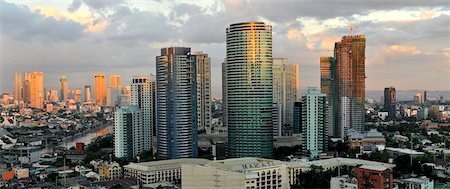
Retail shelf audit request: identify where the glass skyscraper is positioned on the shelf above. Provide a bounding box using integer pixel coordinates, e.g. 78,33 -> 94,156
320,56 -> 337,137
223,22 -> 273,158
156,47 -> 199,159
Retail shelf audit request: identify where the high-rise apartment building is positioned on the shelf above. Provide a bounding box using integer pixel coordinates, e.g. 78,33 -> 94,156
320,56 -> 337,137
29,72 -> 44,109
334,35 -> 366,138
114,105 -> 142,158
272,58 -> 298,136
60,75 -> 68,102
120,85 -> 131,106
14,72 -> 22,101
107,75 -> 122,107
85,85 -> 91,102
301,87 -> 327,158
422,90 -> 427,103
156,47 -> 198,159
94,74 -> 107,106
22,72 -> 31,104
131,75 -> 156,155
191,52 -> 211,133
109,75 -> 121,88
224,22 -> 273,158
384,87 -> 396,119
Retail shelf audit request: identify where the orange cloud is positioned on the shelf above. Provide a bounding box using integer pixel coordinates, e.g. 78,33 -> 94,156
86,21 -> 108,33
386,44 -> 421,55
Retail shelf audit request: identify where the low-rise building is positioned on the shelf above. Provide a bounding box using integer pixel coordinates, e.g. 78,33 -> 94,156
347,129 -> 386,153
330,175 -> 357,189
98,162 -> 121,180
355,165 -> 393,189
385,147 -> 425,159
403,177 -> 434,189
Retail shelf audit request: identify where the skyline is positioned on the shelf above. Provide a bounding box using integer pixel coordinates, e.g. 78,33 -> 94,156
1,0 -> 450,97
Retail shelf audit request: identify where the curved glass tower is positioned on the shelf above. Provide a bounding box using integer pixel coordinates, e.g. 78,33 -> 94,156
224,22 -> 273,158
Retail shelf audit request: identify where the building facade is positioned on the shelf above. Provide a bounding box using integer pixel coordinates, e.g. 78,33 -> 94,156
60,75 -> 68,102
301,87 -> 327,157
355,165 -> 393,189
224,21 -> 273,158
384,87 -> 396,119
84,85 -> 91,102
114,105 -> 142,158
320,56 -> 337,137
156,47 -> 198,159
14,72 -> 22,101
94,74 -> 107,106
293,102 -> 302,134
29,72 -> 44,109
272,58 -> 298,137
334,35 -> 366,138
131,74 -> 156,155
191,52 -> 211,134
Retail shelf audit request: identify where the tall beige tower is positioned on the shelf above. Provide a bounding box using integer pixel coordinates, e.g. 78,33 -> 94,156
107,74 -> 121,106
29,72 -> 44,109
272,58 -> 299,136
14,72 -> 22,101
94,74 -> 107,106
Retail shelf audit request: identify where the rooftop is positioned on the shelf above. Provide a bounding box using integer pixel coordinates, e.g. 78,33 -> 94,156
359,165 -> 388,171
385,147 -> 425,155
123,158 -> 210,172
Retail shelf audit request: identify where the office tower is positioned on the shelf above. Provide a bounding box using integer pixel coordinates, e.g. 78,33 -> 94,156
49,90 -> 59,102
414,93 -> 421,104
156,47 -> 198,159
84,85 -> 91,102
114,105 -> 142,158
131,75 -> 156,155
301,87 -> 327,158
109,75 -> 121,88
107,75 -> 122,106
293,102 -> 302,134
94,74 -> 107,106
272,58 -> 298,136
22,72 -> 31,104
14,72 -> 22,101
29,72 -> 44,109
334,35 -> 366,138
384,87 -> 396,119
60,75 -> 68,101
422,90 -> 427,103
320,56 -> 337,137
120,85 -> 131,106
74,88 -> 82,102
224,22 -> 273,158
191,52 -> 211,133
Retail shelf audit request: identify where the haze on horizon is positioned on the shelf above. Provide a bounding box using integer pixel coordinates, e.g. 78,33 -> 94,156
1,0 -> 449,97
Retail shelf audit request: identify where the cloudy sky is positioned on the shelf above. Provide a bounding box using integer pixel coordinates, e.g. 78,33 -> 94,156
1,0 -> 449,97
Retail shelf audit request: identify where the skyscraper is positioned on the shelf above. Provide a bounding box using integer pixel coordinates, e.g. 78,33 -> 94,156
422,90 -> 427,104
114,105 -> 142,158
29,72 -> 44,109
22,72 -> 31,104
384,87 -> 396,119
14,72 -> 22,101
224,22 -> 273,158
60,75 -> 68,102
191,52 -> 211,133
301,87 -> 327,158
84,85 -> 91,102
49,90 -> 59,102
94,74 -> 107,106
320,56 -> 337,137
74,88 -> 82,102
334,35 -> 366,138
156,47 -> 198,159
293,102 -> 302,134
107,75 -> 121,107
131,74 -> 156,155
272,58 -> 298,136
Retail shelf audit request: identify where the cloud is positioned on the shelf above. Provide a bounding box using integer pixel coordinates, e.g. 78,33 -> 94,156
67,0 -> 82,12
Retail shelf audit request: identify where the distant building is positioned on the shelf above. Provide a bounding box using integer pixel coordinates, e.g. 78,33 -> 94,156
14,72 -> 22,101
98,162 -> 121,180
84,85 -> 91,102
114,106 -> 142,158
191,52 -> 212,134
417,108 -> 429,120
403,177 -> 434,189
385,147 -> 425,159
347,129 -> 386,153
355,165 -> 393,189
29,72 -> 44,109
272,58 -> 298,136
330,175 -> 357,189
293,102 -> 301,134
94,74 -> 107,106
107,74 -> 121,107
60,75 -> 68,102
384,87 -> 396,119
301,87 -> 327,157
73,88 -> 82,102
